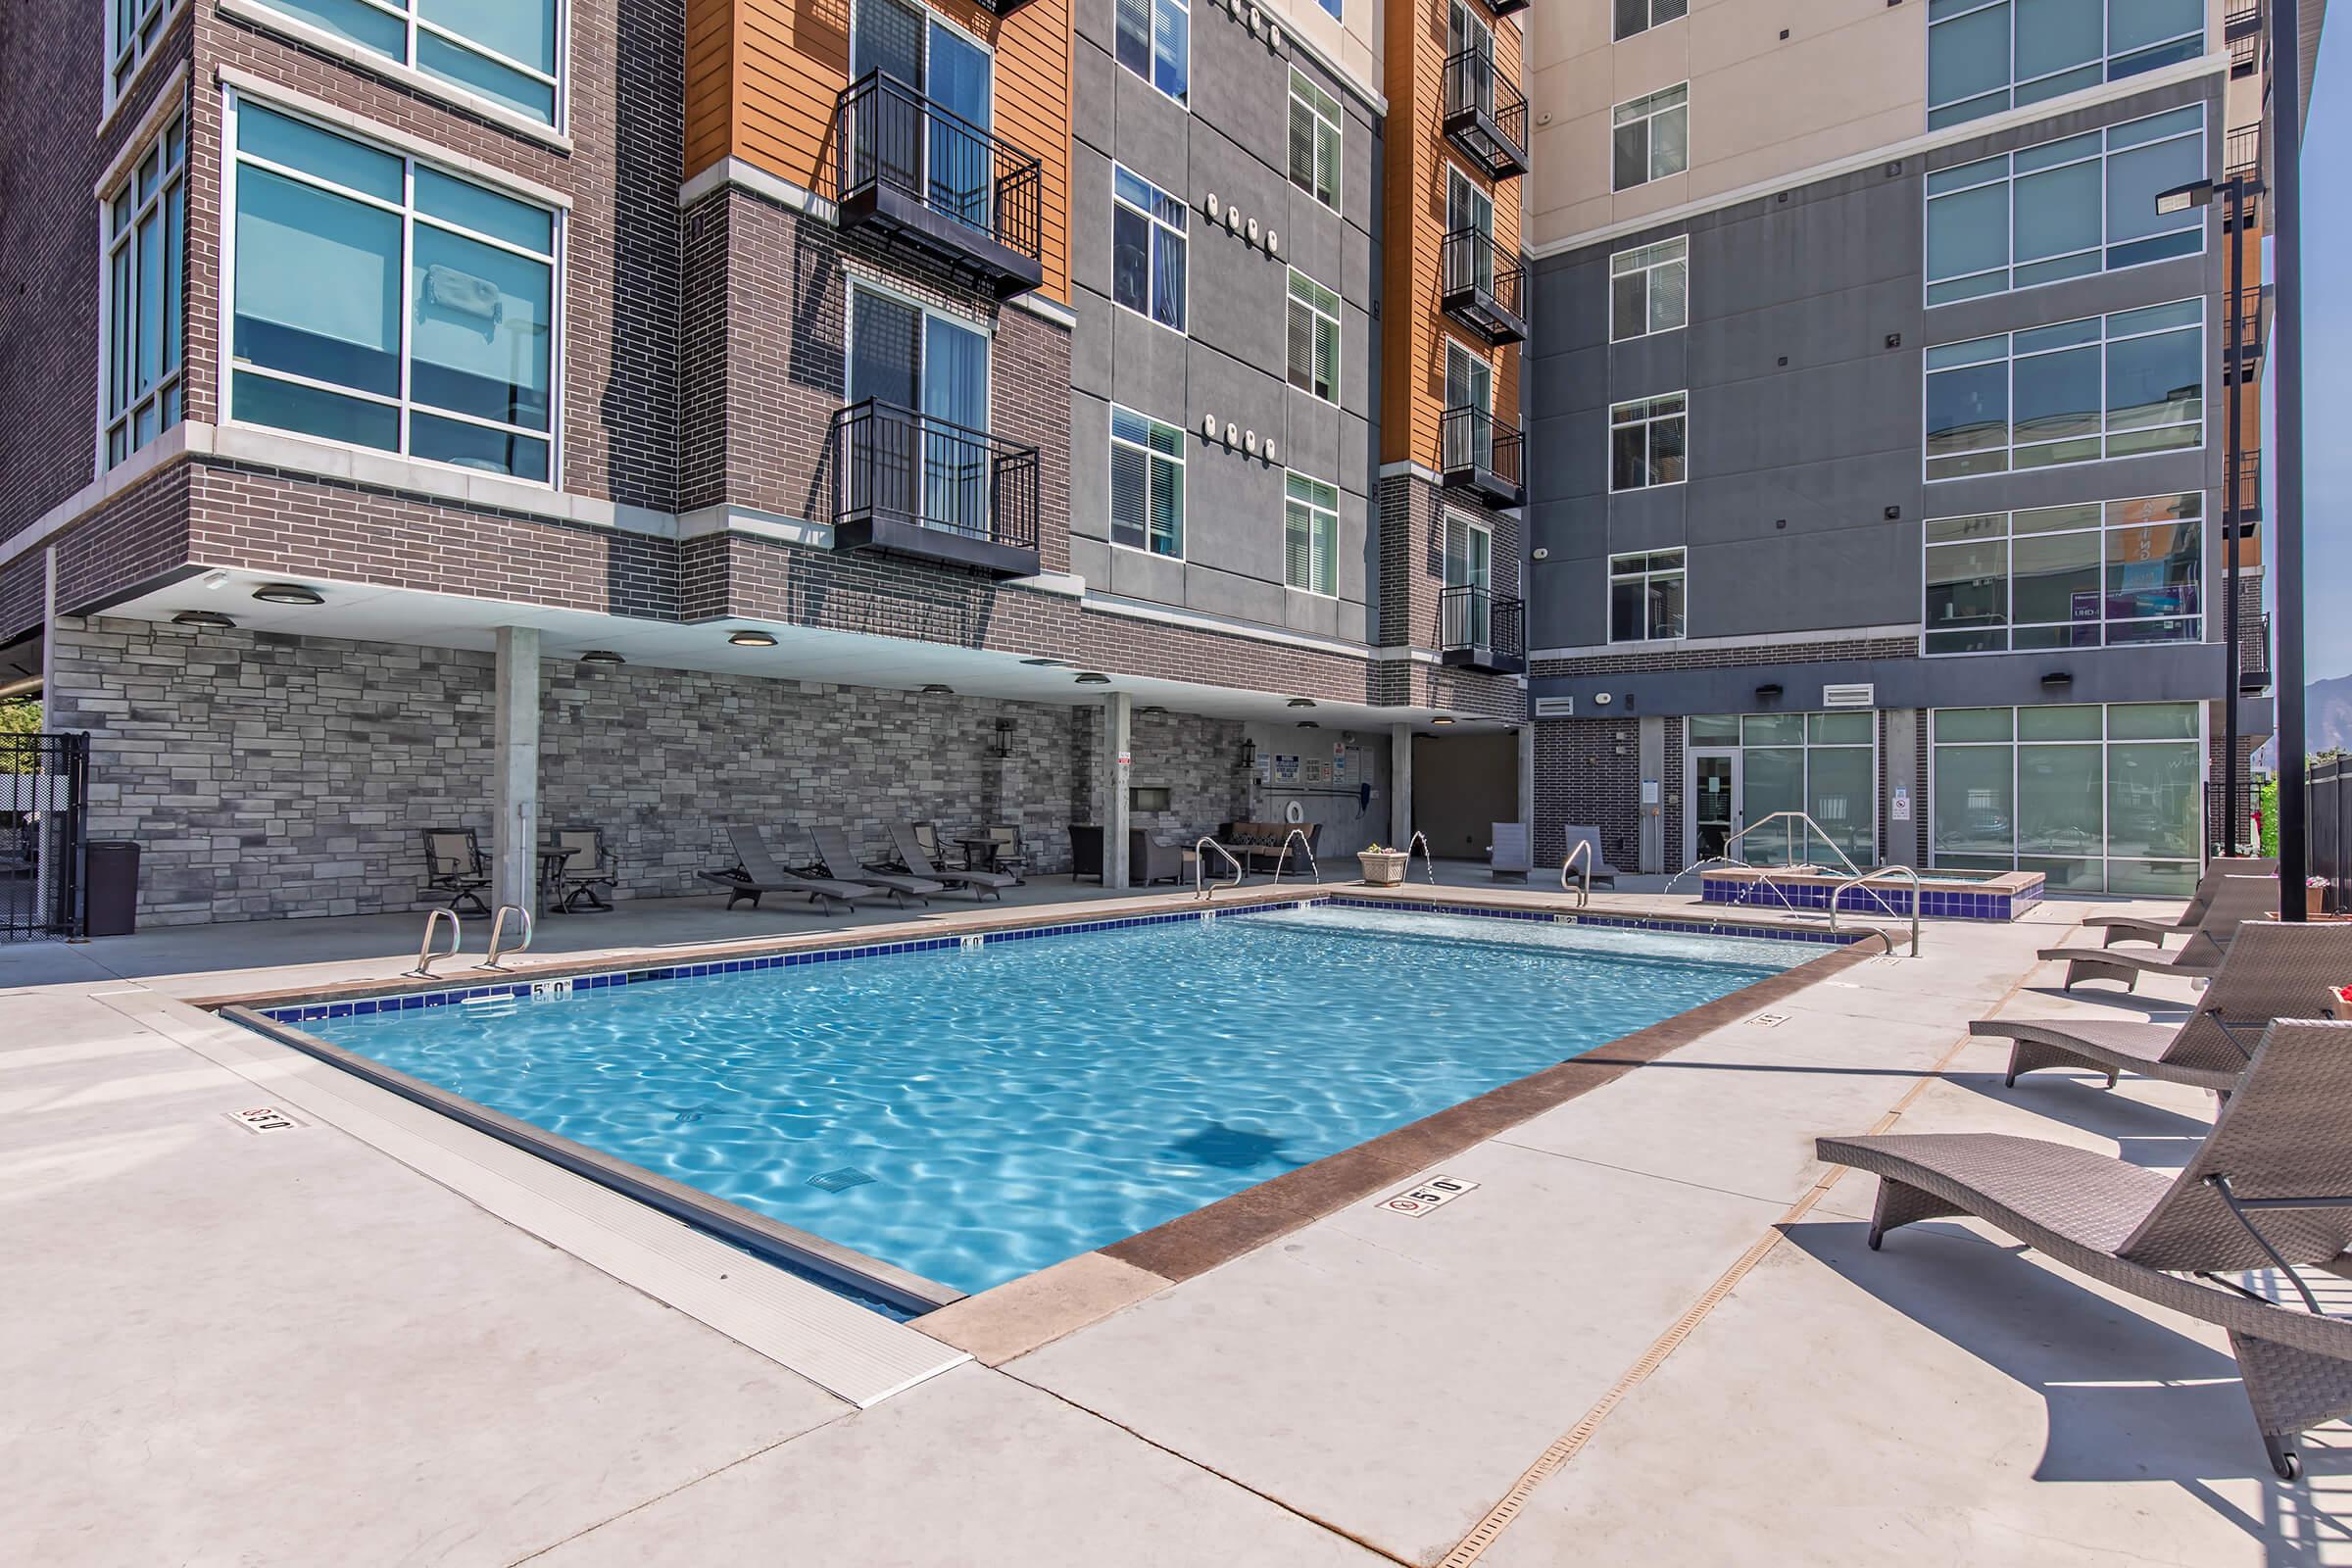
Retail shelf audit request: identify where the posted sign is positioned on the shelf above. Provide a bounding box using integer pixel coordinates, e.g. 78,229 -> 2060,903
1382,1174 -> 1480,1216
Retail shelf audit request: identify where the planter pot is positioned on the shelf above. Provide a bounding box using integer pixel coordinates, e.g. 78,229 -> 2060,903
1358,850 -> 1408,888
2311,886 -> 2329,917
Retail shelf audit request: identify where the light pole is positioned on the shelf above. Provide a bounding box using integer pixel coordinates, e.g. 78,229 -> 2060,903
2272,0 -> 2310,922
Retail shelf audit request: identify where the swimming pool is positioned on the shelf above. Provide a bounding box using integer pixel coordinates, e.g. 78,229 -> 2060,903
270,902 -> 1824,1302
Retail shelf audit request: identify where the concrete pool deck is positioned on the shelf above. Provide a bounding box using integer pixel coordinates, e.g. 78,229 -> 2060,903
3,885 -> 2345,1564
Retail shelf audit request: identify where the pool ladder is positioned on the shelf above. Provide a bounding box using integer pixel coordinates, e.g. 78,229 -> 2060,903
476,904 -> 534,970
1194,838 -> 1244,901
408,908 -> 461,977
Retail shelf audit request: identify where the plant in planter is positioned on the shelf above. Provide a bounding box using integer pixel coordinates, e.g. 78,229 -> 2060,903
2310,876 -> 2330,917
1358,842 -> 1408,887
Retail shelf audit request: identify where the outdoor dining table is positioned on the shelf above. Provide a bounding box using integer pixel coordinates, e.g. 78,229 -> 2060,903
956,835 -> 1003,872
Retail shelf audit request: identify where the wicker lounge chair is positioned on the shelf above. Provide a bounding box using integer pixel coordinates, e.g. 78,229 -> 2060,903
2085,857 -> 2278,948
805,823 -> 943,906
696,825 -> 895,914
1819,1018 -> 2352,1481
1974,922 -> 2352,1094
889,822 -> 1016,901
1563,826 -> 1621,889
421,828 -> 492,916
2037,873 -> 2279,992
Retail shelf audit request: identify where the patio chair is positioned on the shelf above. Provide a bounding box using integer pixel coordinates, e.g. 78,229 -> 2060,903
2037,874 -> 2280,992
1562,826 -> 1621,890
981,823 -> 1030,883
889,822 -> 1015,901
806,823 -> 943,906
696,825 -> 896,914
2084,857 -> 2278,948
421,827 -> 492,916
1974,922 -> 2352,1095
548,826 -> 618,912
1818,1018 -> 2352,1481
1488,822 -> 1530,881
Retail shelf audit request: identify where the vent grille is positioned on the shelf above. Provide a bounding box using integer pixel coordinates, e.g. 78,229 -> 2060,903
1822,683 -> 1875,709
1533,696 -> 1575,718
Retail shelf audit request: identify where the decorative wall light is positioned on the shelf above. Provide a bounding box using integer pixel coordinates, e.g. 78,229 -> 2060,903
728,628 -> 777,648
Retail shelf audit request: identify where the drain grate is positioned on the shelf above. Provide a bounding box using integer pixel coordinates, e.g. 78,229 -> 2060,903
808,1167 -> 876,1194
226,1105 -> 303,1134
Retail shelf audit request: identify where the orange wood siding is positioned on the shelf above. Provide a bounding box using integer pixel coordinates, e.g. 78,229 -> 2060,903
684,0 -> 1073,302
1381,0 -> 1522,466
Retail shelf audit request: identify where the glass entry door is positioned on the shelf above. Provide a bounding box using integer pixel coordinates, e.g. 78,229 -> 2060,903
1690,750 -> 1740,863
1444,516 -> 1492,644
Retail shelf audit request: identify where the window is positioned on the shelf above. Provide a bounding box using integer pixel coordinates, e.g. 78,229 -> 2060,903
109,0 -> 176,100
1609,392 -> 1686,491
1446,164 -> 1495,289
1611,84 -> 1689,191
1926,105 -> 2204,307
1316,0 -> 1342,16
226,97 -> 559,481
851,0 -> 997,230
1287,270 -> 1341,404
1111,166 -> 1187,332
1931,702 -> 2201,893
1928,0 -> 2204,131
1289,70 -> 1342,210
249,0 -> 562,124
103,115 -> 187,467
1924,299 -> 2202,480
846,283 -> 992,532
1614,0 -> 1687,41
1445,515 -> 1494,643
1687,710 -> 1876,866
1609,235 -> 1688,341
1285,472 -> 1338,595
1448,3 -> 1494,74
1923,492 -> 2201,655
1442,340 -> 1495,471
1609,550 -> 1685,642
1114,0 -> 1189,107
1109,406 -> 1184,557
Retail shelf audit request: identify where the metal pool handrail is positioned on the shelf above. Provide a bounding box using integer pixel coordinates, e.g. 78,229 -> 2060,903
477,904 -> 533,970
1195,838 -> 1244,901
1721,810 -> 1866,880
1831,865 -> 1923,956
1405,831 -> 1438,885
1560,839 -> 1592,907
1271,827 -> 1319,888
407,907 -> 461,977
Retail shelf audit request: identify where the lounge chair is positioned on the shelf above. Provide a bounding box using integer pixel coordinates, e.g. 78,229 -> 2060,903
2086,857 -> 2278,948
889,822 -> 1015,901
2037,873 -> 2280,992
1818,1019 -> 2352,1480
421,828 -> 492,915
548,826 -> 618,912
806,823 -> 943,906
1974,922 -> 2352,1094
696,825 -> 896,914
1562,826 -> 1621,890
1489,822 -> 1530,881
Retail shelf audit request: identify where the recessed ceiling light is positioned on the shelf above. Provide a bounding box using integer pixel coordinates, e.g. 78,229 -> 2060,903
921,683 -> 955,696
251,583 -> 323,606
1021,656 -> 1075,667
728,629 -> 777,648
1432,715 -> 1455,726
1298,720 -> 1320,729
1287,697 -> 1316,709
577,650 -> 626,665
1075,671 -> 1111,685
1137,705 -> 1166,716
172,610 -> 237,630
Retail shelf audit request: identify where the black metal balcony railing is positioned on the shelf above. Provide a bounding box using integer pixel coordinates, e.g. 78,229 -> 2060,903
1486,0 -> 1530,14
826,72 -> 1046,300
2228,285 -> 2270,375
1438,585 -> 1526,675
2226,124 -> 2262,180
2240,610 -> 2274,695
1439,405 -> 1525,509
1439,228 -> 1528,347
2230,449 -> 2264,524
2226,0 -> 2264,38
1441,49 -> 1529,180
829,398 -> 1041,576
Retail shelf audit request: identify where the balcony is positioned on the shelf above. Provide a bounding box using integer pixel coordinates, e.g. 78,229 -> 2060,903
1487,0 -> 1530,12
2240,610 -> 2274,696
1439,406 -> 1524,509
2230,450 -> 2263,525
2226,124 -> 2262,181
2228,285 -> 2270,379
829,399 -> 1041,576
1438,585 -> 1526,675
1439,228 -> 1528,347
826,72 -> 1046,301
2226,0 -> 2263,37
1441,50 -> 1529,180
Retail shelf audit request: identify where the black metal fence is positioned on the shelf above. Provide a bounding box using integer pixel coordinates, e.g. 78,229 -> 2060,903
1,732 -> 87,941
830,398 -> 1040,547
2316,757 -> 2349,918
828,71 -> 1044,263
1440,227 -> 1526,326
1439,585 -> 1525,659
1439,405 -> 1524,488
1441,48 -> 1529,173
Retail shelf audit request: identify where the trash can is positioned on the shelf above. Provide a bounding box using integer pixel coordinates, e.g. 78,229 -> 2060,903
84,841 -> 141,938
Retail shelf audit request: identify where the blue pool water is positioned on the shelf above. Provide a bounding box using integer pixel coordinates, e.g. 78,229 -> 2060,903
294,906 -> 1814,1297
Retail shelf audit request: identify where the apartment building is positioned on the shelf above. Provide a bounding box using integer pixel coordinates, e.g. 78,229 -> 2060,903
0,0 -> 1535,927
1520,0 -> 2317,897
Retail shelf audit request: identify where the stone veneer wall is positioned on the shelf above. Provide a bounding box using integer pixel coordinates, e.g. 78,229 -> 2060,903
52,616 -> 1253,924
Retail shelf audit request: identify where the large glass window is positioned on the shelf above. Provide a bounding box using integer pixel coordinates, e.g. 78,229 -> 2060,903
1927,106 -> 2204,306
1109,406 -> 1184,557
1687,710 -> 1878,866
1289,70 -> 1342,210
1612,84 -> 1689,192
1610,236 -> 1688,341
1609,549 -> 1685,642
1285,472 -> 1338,595
1114,0 -> 1189,107
1932,703 -> 2201,892
227,98 -> 559,480
1609,392 -> 1687,491
250,0 -> 561,123
1928,0 -> 2203,131
846,284 -> 993,534
1924,300 -> 2201,480
1615,0 -> 1688,42
1923,492 -> 2201,655
109,0 -> 175,100
104,115 -> 187,467
1111,166 -> 1186,333
1287,270 -> 1341,404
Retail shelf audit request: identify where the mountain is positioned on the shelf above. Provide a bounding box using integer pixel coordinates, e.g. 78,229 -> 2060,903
2309,673 -> 2352,757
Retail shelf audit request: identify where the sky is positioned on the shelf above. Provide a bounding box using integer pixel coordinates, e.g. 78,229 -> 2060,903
2291,17 -> 2350,685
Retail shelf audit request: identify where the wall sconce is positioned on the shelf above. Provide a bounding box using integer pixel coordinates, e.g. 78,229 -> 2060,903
993,716 -> 1016,758
1241,737 -> 1258,769
2040,670 -> 2074,691
1754,683 -> 1784,703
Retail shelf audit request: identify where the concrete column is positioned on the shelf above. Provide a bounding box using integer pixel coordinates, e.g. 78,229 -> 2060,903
1886,709 -> 1920,866
1102,693 -> 1132,889
1517,721 -> 1537,858
1389,722 -> 1413,848
492,625 -> 541,913
1638,715 -> 1666,873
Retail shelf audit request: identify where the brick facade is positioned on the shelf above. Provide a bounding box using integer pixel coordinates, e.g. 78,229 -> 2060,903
1532,716 -> 1641,871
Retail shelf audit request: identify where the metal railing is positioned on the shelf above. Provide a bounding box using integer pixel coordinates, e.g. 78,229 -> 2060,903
2317,757 -> 2349,919
1719,811 -> 1867,879
2240,610 -> 2274,693
826,71 -> 1044,264
830,398 -> 1041,549
1440,227 -> 1527,335
1439,406 -> 1523,492
2230,286 -> 2269,362
477,904 -> 533,970
1271,828 -> 1319,888
1560,839 -> 1592,907
1195,837 -> 1244,901
2226,0 -> 2264,38
1829,867 -> 1921,957
2232,449 -> 2264,522
0,731 -> 87,942
408,908 -> 462,977
2226,124 -> 2262,180
1439,585 -> 1524,661
1441,48 -> 1529,174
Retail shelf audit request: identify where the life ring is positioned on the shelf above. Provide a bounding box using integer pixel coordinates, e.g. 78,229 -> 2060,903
1285,799 -> 1305,824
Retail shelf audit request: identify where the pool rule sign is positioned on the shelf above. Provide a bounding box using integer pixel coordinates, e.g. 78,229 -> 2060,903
1382,1175 -> 1479,1216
